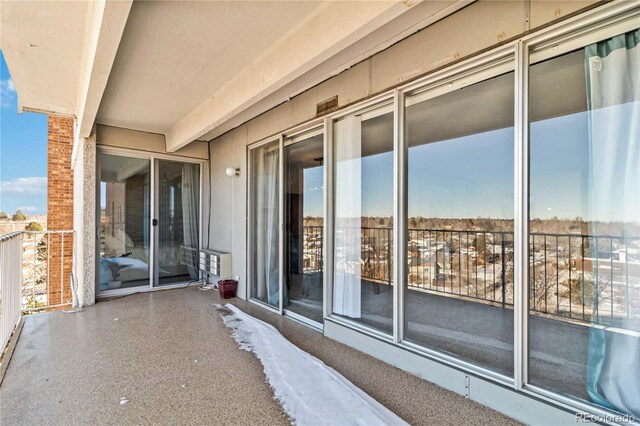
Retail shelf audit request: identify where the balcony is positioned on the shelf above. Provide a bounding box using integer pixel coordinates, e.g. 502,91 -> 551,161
2,222 -> 638,423
0,285 -> 518,425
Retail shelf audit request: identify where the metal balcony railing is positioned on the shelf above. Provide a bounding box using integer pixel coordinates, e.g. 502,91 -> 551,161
303,226 -> 640,327
1,229 -> 76,353
1,229 -> 75,306
1,232 -> 23,351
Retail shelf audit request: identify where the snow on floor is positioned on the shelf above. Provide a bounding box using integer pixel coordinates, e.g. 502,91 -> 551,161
215,304 -> 407,426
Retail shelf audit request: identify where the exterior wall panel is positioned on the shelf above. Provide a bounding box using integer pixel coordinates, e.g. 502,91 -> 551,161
529,1 -> 599,29
96,124 -> 209,159
291,86 -> 319,127
316,59 -> 371,109
371,0 -> 526,93
208,132 -> 234,253
246,102 -> 293,145
231,125 -> 249,298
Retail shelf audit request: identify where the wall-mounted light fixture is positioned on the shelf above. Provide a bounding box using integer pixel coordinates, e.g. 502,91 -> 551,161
225,167 -> 240,177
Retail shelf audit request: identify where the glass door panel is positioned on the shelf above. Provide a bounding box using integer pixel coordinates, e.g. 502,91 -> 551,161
332,104 -> 395,334
155,160 -> 201,286
404,71 -> 515,376
249,141 -> 280,307
528,31 -> 640,417
283,132 -> 324,324
98,153 -> 151,292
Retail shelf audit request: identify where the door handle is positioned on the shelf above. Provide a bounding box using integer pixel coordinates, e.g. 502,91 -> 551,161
152,219 -> 158,226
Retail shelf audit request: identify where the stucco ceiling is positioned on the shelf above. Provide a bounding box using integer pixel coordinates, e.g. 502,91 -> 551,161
2,0 -> 470,151
96,1 -> 327,133
0,1 -> 91,115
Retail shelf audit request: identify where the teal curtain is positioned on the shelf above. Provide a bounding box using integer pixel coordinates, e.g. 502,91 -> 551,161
585,28 -> 640,417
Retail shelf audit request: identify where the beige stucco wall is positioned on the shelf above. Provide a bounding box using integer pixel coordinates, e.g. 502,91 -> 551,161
73,133 -> 97,306
96,124 -> 209,159
206,0 -> 600,296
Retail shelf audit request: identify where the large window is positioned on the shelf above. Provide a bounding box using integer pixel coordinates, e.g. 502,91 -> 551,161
404,70 -> 515,375
332,103 -> 394,334
528,29 -> 639,417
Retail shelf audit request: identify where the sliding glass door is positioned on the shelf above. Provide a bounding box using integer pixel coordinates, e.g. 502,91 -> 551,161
97,151 -> 202,294
155,160 -> 201,286
332,104 -> 394,335
283,130 -> 324,325
248,130 -> 325,326
98,153 -> 152,291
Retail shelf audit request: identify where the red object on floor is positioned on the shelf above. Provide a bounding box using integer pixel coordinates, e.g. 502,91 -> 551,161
218,279 -> 238,299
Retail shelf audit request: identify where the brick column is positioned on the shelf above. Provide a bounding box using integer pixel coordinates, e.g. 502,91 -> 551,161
47,116 -> 74,307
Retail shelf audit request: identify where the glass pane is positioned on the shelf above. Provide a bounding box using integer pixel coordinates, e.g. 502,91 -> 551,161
249,141 -> 280,307
284,133 -> 324,323
528,30 -> 640,418
156,160 -> 200,285
405,71 -> 515,376
98,154 -> 151,291
332,105 -> 394,334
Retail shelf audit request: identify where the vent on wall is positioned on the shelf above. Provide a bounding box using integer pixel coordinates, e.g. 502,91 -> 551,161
316,96 -> 338,116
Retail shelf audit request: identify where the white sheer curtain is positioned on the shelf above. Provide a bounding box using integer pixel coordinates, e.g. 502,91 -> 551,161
585,29 -> 640,417
255,147 -> 280,306
333,115 -> 362,318
181,163 -> 200,279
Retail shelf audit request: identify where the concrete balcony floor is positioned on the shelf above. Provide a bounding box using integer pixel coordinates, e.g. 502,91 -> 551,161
1,287 -> 518,425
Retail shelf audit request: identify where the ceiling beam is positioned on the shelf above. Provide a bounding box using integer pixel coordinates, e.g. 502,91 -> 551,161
165,0 -> 430,152
74,0 -> 132,148
196,0 -> 472,143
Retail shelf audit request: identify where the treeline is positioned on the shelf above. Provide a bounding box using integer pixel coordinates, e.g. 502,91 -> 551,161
303,215 -> 638,236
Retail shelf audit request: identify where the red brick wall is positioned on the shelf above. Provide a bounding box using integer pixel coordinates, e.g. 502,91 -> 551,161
47,116 -> 74,306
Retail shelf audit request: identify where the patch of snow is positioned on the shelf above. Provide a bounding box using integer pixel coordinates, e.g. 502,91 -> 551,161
215,304 -> 407,426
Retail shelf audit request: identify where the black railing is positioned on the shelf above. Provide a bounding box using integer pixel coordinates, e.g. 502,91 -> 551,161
303,225 -> 323,273
303,225 -> 640,327
407,229 -> 513,307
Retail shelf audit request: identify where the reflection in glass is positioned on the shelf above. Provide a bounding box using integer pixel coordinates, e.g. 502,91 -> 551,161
283,133 -> 324,324
405,72 -> 515,376
249,141 -> 280,307
156,160 -> 200,285
99,154 -> 151,291
333,105 -> 394,334
528,31 -> 639,417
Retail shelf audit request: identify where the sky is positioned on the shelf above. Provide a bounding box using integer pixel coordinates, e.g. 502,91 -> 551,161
304,107 -> 638,223
0,50 -> 48,216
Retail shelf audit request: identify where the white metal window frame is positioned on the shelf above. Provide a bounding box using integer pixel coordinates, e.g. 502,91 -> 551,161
95,145 -> 208,298
246,136 -> 281,315
324,44 -> 517,385
243,1 -> 640,419
246,119 -> 326,327
516,1 -> 640,420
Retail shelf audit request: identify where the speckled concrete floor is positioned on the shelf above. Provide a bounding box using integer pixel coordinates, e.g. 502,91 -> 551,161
1,287 -> 519,425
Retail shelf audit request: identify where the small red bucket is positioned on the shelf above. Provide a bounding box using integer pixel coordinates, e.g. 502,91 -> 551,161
218,279 -> 238,299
